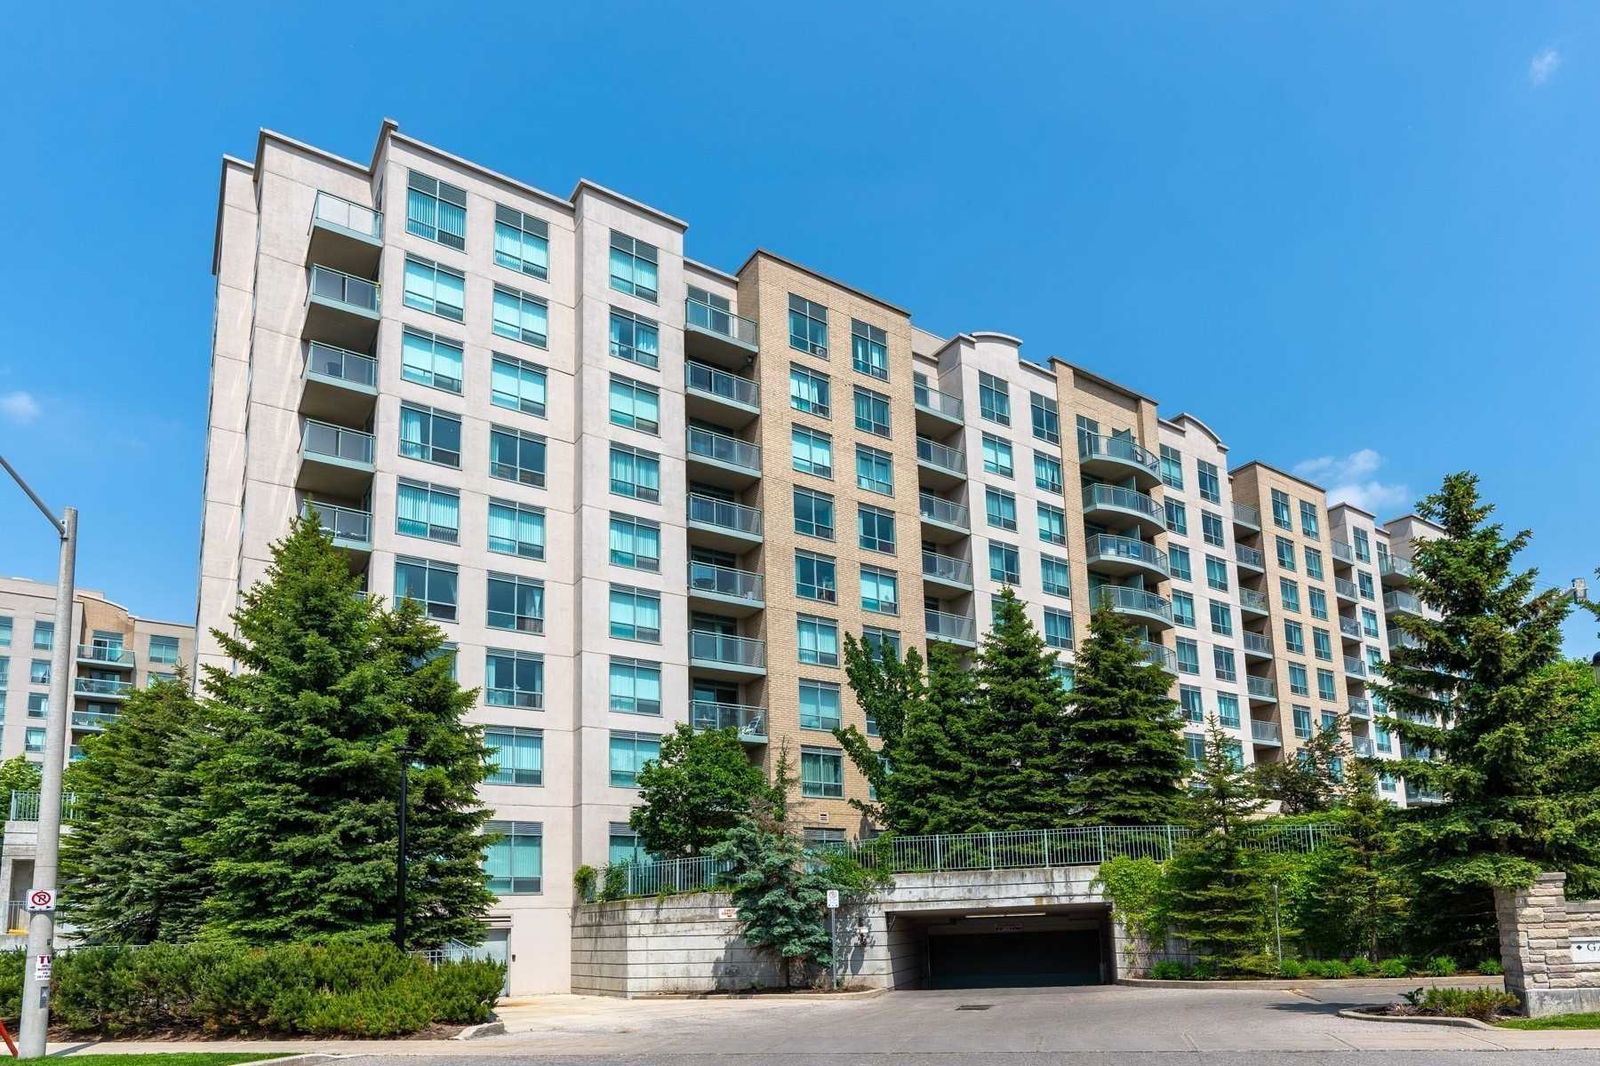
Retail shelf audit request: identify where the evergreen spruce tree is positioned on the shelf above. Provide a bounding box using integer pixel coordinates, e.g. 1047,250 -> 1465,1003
891,642 -> 988,834
1378,473 -> 1600,894
200,515 -> 493,945
1250,717 -> 1352,815
60,674 -> 215,943
630,722 -> 773,857
973,588 -> 1074,829
1163,720 -> 1272,974
1296,763 -> 1408,960
1060,601 -> 1188,824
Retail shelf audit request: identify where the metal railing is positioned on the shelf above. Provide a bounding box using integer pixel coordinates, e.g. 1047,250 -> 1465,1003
1339,616 -> 1362,638
1239,588 -> 1269,613
1344,656 -> 1368,677
925,609 -> 977,644
305,340 -> 377,388
1085,534 -> 1169,574
687,426 -> 761,472
311,190 -> 383,240
74,677 -> 132,697
918,492 -> 970,530
1242,632 -> 1273,656
1352,736 -> 1375,757
685,361 -> 760,407
1233,502 -> 1262,528
686,296 -> 758,347
9,791 -> 79,822
1384,589 -> 1422,615
308,264 -> 379,312
1380,554 -> 1415,579
689,631 -> 766,669
302,419 -> 375,465
913,381 -> 964,420
1388,627 -> 1421,650
1141,640 -> 1176,672
1234,544 -> 1265,569
304,500 -> 372,544
921,550 -> 973,586
1330,540 -> 1354,564
1099,585 -> 1173,622
687,493 -> 763,537
1082,483 -> 1162,521
71,710 -> 119,731
1335,577 -> 1360,601
76,644 -> 133,667
1348,696 -> 1372,720
690,700 -> 768,739
1251,719 -> 1282,744
688,561 -> 764,603
915,436 -> 967,475
1078,433 -> 1160,477
1246,675 -> 1277,700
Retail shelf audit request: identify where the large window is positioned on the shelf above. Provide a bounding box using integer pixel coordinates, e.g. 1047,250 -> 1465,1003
608,375 -> 660,434
609,309 -> 659,368
488,499 -> 545,559
609,658 -> 662,715
989,543 -> 1020,584
1317,668 -> 1337,701
487,573 -> 544,633
793,487 -> 835,539
1197,460 -> 1221,504
485,727 -> 543,786
860,566 -> 899,614
1037,502 -> 1067,545
1289,663 -> 1310,696
1299,500 -> 1320,539
493,204 -> 549,279
1041,555 -> 1073,597
1034,452 -> 1063,492
855,446 -> 893,496
799,680 -> 842,731
491,354 -> 547,416
32,621 -> 52,651
1205,555 -> 1229,591
790,365 -> 831,416
1284,620 -> 1306,654
609,445 -> 660,501
403,255 -> 465,321
1276,536 -> 1297,571
985,488 -> 1017,531
147,634 -> 180,665
1209,599 -> 1233,636
1159,445 -> 1184,489
1179,685 -> 1203,723
609,514 -> 661,571
789,293 -> 828,355
1168,545 -> 1192,581
1309,588 -> 1329,620
492,285 -> 549,348
1044,608 -> 1073,649
1202,511 -> 1225,547
1217,693 -> 1241,728
791,427 -> 833,477
397,479 -> 460,543
800,747 -> 844,798
405,171 -> 466,249
401,328 -> 463,393
0,617 -> 10,647
1172,591 -> 1195,627
1176,638 -> 1200,675
608,231 -> 659,301
1305,548 -> 1325,580
858,505 -> 896,554
489,426 -> 547,486
609,731 -> 661,787
1271,489 -> 1293,529
1030,392 -> 1060,444
1280,578 -> 1301,613
853,386 -> 891,436
395,557 -> 457,621
1214,647 -> 1237,683
797,615 -> 839,666
1293,706 -> 1314,739
399,404 -> 462,467
608,586 -> 661,642
982,433 -> 1013,477
978,371 -> 1010,425
1312,628 -> 1333,661
796,551 -> 838,603
1165,499 -> 1188,536
483,821 -> 541,895
850,319 -> 888,379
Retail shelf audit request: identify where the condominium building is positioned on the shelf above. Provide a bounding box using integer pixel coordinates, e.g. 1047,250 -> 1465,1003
198,120 -> 1437,992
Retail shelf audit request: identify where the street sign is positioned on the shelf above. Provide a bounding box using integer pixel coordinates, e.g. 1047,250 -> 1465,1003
31,956 -> 49,982
24,890 -> 53,913
826,889 -> 840,910
1573,938 -> 1600,964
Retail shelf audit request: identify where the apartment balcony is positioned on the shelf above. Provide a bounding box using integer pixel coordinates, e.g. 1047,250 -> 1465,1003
1242,631 -> 1273,660
1384,589 -> 1423,617
1234,543 -> 1265,574
921,550 -> 974,594
1331,539 -> 1355,566
303,264 -> 380,351
1233,502 -> 1262,532
688,631 -> 766,679
1335,577 -> 1360,604
306,190 -> 383,275
76,645 -> 134,670
686,493 -> 763,551
1344,655 -> 1369,680
913,381 -> 964,434
1081,483 -> 1164,537
1085,533 -> 1169,581
925,608 -> 977,648
685,426 -> 762,489
303,500 -> 373,554
918,492 -> 971,543
1141,640 -> 1177,674
71,710 -> 119,732
1405,783 -> 1444,807
1077,433 -> 1161,489
298,419 -> 375,497
1339,615 -> 1362,641
1097,585 -> 1174,629
1246,675 -> 1277,704
1250,719 -> 1283,747
74,678 -> 133,701
690,700 -> 768,745
684,295 -> 758,369
684,361 -> 760,428
687,561 -> 765,617
1380,554 -> 1416,586
1238,587 -> 1270,617
301,340 -> 378,422
915,436 -> 967,489
1348,696 -> 1372,721
1388,627 -> 1421,651
1352,735 -> 1375,757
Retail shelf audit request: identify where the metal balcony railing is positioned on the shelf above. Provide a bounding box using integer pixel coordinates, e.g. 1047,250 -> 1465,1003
1086,534 -> 1169,574
921,550 -> 973,586
689,631 -> 766,668
1340,616 -> 1362,638
1348,697 -> 1372,720
1242,632 -> 1273,656
1388,627 -> 1421,650
1141,641 -> 1177,672
1099,585 -> 1173,622
685,296 -> 758,347
925,609 -> 977,644
1384,589 -> 1422,615
311,190 -> 383,240
685,361 -> 760,407
1078,433 -> 1160,477
1251,719 -> 1282,744
1239,588 -> 1270,613
76,644 -> 134,667
686,427 -> 761,472
72,710 -> 119,731
1082,483 -> 1162,521
918,493 -> 971,530
915,436 -> 967,475
302,420 -> 375,465
1235,544 -> 1265,569
74,678 -> 132,697
1246,676 -> 1277,700
305,340 -> 377,388
686,493 -> 763,537
308,264 -> 379,312
8,791 -> 80,823
1380,554 -> 1416,579
304,500 -> 372,545
690,701 -> 768,739
687,561 -> 764,603
1331,540 -> 1355,564
1345,656 -> 1368,677
913,381 -> 964,421
1233,502 -> 1262,528
1335,577 -> 1360,601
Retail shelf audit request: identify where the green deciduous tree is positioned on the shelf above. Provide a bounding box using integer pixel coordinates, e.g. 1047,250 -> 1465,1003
0,755 -> 40,800
1061,601 -> 1188,824
1251,717 -> 1352,815
630,722 -> 773,857
833,634 -> 925,828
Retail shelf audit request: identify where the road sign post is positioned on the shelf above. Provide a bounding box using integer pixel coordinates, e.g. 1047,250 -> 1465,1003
826,889 -> 840,989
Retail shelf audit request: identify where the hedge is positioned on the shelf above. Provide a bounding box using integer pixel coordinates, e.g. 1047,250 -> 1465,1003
0,943 -> 502,1037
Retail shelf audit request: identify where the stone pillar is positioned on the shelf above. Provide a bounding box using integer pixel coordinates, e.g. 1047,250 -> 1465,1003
1494,872 -> 1595,1017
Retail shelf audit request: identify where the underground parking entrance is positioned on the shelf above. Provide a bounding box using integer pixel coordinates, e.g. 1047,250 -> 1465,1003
891,903 -> 1114,989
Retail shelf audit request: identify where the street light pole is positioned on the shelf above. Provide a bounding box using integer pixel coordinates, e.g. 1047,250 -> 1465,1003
394,744 -> 410,951
1,455 -> 76,1059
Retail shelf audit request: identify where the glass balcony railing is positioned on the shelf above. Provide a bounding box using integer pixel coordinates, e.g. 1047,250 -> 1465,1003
925,609 -> 977,644
1251,719 -> 1282,744
305,341 -> 377,389
1388,627 -> 1421,650
1141,641 -> 1177,672
1247,675 -> 1278,700
1339,616 -> 1362,638
1234,544 -> 1265,569
311,191 -> 383,240
689,631 -> 766,669
1384,589 -> 1422,615
1082,483 -> 1162,521
308,265 -> 379,313
685,361 -> 759,407
690,700 -> 767,740
687,427 -> 761,472
686,494 -> 763,537
72,710 -> 119,731
1099,585 -> 1173,622
1335,577 -> 1360,601
1331,540 -> 1355,564
919,493 -> 971,530
1380,554 -> 1416,579
1078,433 -> 1160,477
1085,534 -> 1169,574
921,550 -> 973,587
302,420 -> 375,465
913,381 -> 964,421
685,296 -> 757,348
74,678 -> 133,697
1344,656 -> 1368,678
1348,697 -> 1372,720
1233,502 -> 1262,528
1239,588 -> 1270,613
303,500 -> 372,545
1242,632 -> 1273,656
1352,735 -> 1375,757
688,561 -> 764,603
76,644 -> 134,667
915,436 -> 967,475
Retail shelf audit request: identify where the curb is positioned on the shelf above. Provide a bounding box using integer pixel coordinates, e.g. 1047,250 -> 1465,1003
250,1057 -> 345,1066
1337,1008 -> 1498,1030
453,1020 -> 507,1040
1117,974 -> 1504,992
636,987 -> 886,1001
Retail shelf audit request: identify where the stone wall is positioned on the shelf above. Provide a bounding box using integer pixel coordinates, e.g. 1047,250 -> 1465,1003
1494,872 -> 1600,1017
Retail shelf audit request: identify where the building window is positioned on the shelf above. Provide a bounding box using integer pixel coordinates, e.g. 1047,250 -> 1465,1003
1288,662 -> 1310,696
1354,528 -> 1371,563
1172,590 -> 1196,628
1168,546 -> 1192,582
981,434 -> 1013,478
800,747 -> 844,798
1362,607 -> 1380,638
484,821 -> 542,895
147,635 -> 180,665
1313,628 -> 1333,661
1159,445 -> 1184,489
1280,578 -> 1300,613
608,515 -> 661,571
797,615 -> 840,666
1306,548 -> 1325,580
853,386 -> 891,436
30,661 -> 50,686
1358,571 -> 1375,599
799,680 -> 842,731
1217,693 -> 1241,728
399,404 -> 462,468
405,171 -> 466,248
1041,555 -> 1072,597
1309,588 -> 1329,620
789,294 -> 828,356
397,479 -> 460,543
1205,555 -> 1229,592
1034,452 -> 1063,493
25,728 -> 44,754
609,823 -> 651,866
855,446 -> 893,496
0,617 -> 10,647
1214,647 -> 1237,683
1197,460 -> 1221,504
27,693 -> 47,717
609,445 -> 660,502
862,627 -> 900,657
1271,489 -> 1293,530
858,505 -> 896,554
1276,536 -> 1297,571
793,487 -> 835,540
790,365 -> 831,416
609,586 -> 662,643
488,499 -> 546,559
485,727 -> 544,786
1317,668 -> 1337,701
1176,637 -> 1200,675
791,427 -> 833,478
1038,502 -> 1067,545
796,551 -> 838,603
401,327 -> 463,394
1179,685 -> 1203,723
860,566 -> 899,615
489,426 -> 547,487
32,621 -> 53,651
1165,499 -> 1188,536
608,375 -> 660,434
1300,500 -> 1320,539
395,557 -> 458,621
977,371 -> 1010,425
1184,732 -> 1205,768
492,285 -> 549,348
609,658 -> 662,715
989,543 -> 1021,584
986,488 -> 1018,531
1292,706 -> 1313,739
490,353 -> 548,416
608,231 -> 659,302
1043,608 -> 1073,649
487,573 -> 544,633
1284,620 -> 1306,655
609,309 -> 660,368
1030,392 -> 1060,444
1201,511 -> 1225,547
493,204 -> 548,279
1209,600 -> 1232,636
403,255 -> 465,321
850,319 -> 888,379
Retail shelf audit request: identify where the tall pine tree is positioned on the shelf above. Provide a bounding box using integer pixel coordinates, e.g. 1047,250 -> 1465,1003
892,642 -> 987,834
1250,716 -> 1352,815
1296,762 -> 1408,960
1060,601 -> 1187,824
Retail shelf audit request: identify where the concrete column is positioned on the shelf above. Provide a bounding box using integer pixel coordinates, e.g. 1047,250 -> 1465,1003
1494,871 -> 1600,1017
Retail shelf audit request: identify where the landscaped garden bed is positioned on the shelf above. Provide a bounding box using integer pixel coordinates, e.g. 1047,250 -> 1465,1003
1145,954 -> 1501,981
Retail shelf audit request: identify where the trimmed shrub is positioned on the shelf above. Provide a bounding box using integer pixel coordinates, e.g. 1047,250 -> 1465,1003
1407,985 -> 1519,1022
1149,960 -> 1189,980
1348,957 -> 1374,977
1302,960 -> 1328,979
1189,957 -> 1219,980
1377,958 -> 1408,978
1321,960 -> 1352,979
1426,955 -> 1458,978
1477,958 -> 1504,976
1278,959 -> 1306,979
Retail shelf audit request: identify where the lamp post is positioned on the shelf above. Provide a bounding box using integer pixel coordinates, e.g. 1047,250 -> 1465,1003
0,455 -> 76,1059
394,743 -> 410,951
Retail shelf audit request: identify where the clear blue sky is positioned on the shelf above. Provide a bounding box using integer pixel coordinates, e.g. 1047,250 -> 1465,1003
2,2 -> 1596,654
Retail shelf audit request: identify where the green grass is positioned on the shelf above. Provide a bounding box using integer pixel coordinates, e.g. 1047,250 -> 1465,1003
20,1055 -> 292,1066
1497,1012 -> 1600,1030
